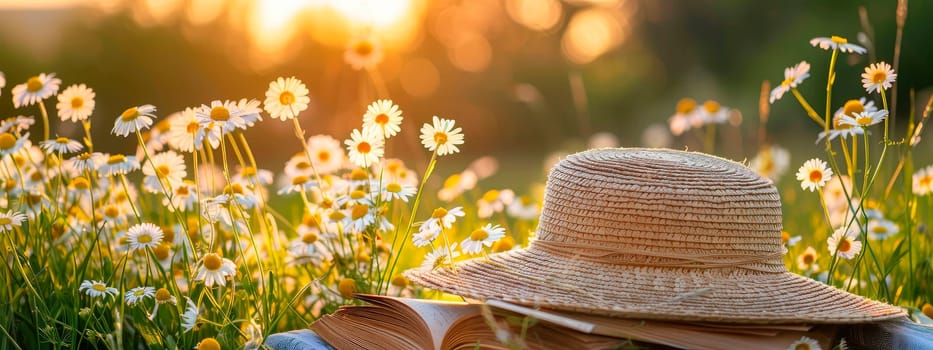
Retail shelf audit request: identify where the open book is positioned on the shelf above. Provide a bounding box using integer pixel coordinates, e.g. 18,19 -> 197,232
311,294 -> 836,350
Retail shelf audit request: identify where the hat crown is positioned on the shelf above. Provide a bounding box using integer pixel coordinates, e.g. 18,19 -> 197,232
536,148 -> 785,273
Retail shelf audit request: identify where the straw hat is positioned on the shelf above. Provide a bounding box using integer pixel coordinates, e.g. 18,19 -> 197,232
405,148 -> 905,324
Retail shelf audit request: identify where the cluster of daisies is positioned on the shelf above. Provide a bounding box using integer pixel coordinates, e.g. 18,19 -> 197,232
667,98 -> 733,136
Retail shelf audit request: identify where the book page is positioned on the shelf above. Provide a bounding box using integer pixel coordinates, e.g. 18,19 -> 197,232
356,294 -> 481,350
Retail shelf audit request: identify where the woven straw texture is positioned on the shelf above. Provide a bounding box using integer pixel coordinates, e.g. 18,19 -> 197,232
406,148 -> 905,324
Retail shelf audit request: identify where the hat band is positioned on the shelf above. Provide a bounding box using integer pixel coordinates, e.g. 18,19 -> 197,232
531,240 -> 785,273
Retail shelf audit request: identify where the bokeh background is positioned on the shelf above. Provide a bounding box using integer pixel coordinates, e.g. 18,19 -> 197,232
1,0 -> 932,185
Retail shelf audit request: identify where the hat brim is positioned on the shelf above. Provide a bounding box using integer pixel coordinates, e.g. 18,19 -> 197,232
405,247 -> 905,324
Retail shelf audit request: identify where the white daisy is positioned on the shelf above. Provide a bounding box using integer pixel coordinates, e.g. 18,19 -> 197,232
345,126 -> 385,168
809,36 -> 866,54
344,36 -> 383,71
127,222 -> 164,252
786,336 -> 822,350
125,286 -> 156,306
838,110 -> 888,128
67,152 -> 105,174
867,218 -> 900,240
0,116 -> 35,134
0,210 -> 27,232
477,189 -> 514,219
344,204 -> 375,233
167,107 -> 220,152
769,61 -> 810,103
236,98 -> 263,127
232,166 -> 274,186
817,116 -> 865,142
913,165 -> 933,196
277,174 -> 317,195
79,280 -> 118,299
196,100 -> 246,134
362,99 -> 403,138
98,154 -> 140,176
796,158 -> 833,192
39,137 -> 83,154
0,132 -> 28,157
381,182 -> 416,202
264,76 -> 310,121
421,206 -> 465,232
861,62 -> 896,93
195,253 -> 237,287
306,134 -> 346,175
56,84 -> 96,122
420,116 -> 464,156
181,297 -> 199,332
438,171 -> 478,202
668,98 -> 697,136
288,230 -> 332,264
507,196 -> 540,220
141,150 -> 186,192
796,246 -> 819,272
420,243 -> 461,271
12,73 -> 62,108
698,100 -> 728,124
221,181 -> 260,209
833,98 -> 877,120
112,104 -> 157,137
461,224 -> 506,255
827,227 -> 862,260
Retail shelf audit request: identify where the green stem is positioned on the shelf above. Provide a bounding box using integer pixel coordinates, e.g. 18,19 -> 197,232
791,88 -> 826,128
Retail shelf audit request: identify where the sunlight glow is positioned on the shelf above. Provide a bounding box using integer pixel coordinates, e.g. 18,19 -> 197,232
330,0 -> 411,27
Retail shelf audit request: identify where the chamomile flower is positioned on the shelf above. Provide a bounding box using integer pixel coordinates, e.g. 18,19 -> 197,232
181,297 -> 199,332
507,196 -> 540,220
196,100 -> 246,134
781,231 -> 802,250
796,158 -> 833,192
264,76 -> 310,121
149,287 -> 177,319
769,61 -> 810,103
278,174 -> 316,195
413,223 -> 441,247
833,98 -> 877,120
0,132 -> 28,157
344,36 -> 383,70
362,99 -> 403,138
796,246 -> 820,272
236,98 -> 263,127
668,97 -> 698,136
477,189 -> 514,218
167,107 -> 220,152
461,224 -> 506,255
827,227 -> 862,260
141,150 -> 186,192
381,182 -> 416,202
861,62 -> 896,93
126,223 -> 164,252
98,154 -> 140,176
125,286 -> 155,306
112,105 -> 157,137
344,204 -> 375,233
867,218 -> 900,240
0,116 -> 34,133
39,137 -> 83,154
345,126 -> 385,168
12,73 -> 61,108
698,100 -> 729,124
79,280 -> 118,299
422,206 -> 465,232
838,110 -> 888,128
195,253 -> 237,287
56,84 -> 95,122
166,180 -> 199,211
306,134 -> 346,175
232,166 -> 274,186
221,181 -> 260,209
438,171 -> 478,201
786,336 -> 821,350
913,165 -> 933,196
420,116 -> 464,156
817,115 -> 865,142
288,230 -> 332,264
809,35 -> 866,54
0,210 -> 27,232
420,243 -> 461,271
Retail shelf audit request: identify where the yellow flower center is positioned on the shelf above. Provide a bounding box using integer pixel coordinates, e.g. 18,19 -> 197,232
832,115 -> 853,130
133,288 -> 148,296
121,107 -> 140,121
71,97 -> 84,109
0,133 -> 16,150
354,41 -> 374,56
186,121 -> 199,134
176,185 -> 190,196
433,132 -> 448,145
29,171 -> 42,182
357,141 -> 371,153
241,167 -> 256,176
203,253 -> 223,271
802,253 -> 815,265
291,175 -> 309,185
156,165 -> 171,177
920,176 -> 932,188
482,190 -> 500,203
809,170 -> 823,183
329,210 -> 346,221
872,225 -> 888,234
386,160 -> 402,173
703,100 -> 720,113
0,218 -> 10,225
795,343 -> 812,350
197,338 -> 221,350
391,275 -> 409,288
350,190 -> 366,200
842,100 -> 865,116
295,160 -> 310,170
374,113 -> 389,125
350,168 -> 368,181
386,183 -> 402,193
830,36 -> 847,44
351,204 -> 369,220
838,239 -> 851,252
225,183 -> 244,194
137,234 -> 152,244
781,77 -> 795,87
26,76 -> 43,92
103,205 -> 119,218
922,304 -> 933,319
92,284 -> 107,292
521,196 -> 533,206
107,154 -> 126,164
72,177 -> 90,190
675,98 -> 696,114
317,150 -> 330,162
470,229 -> 489,241
210,106 -> 230,122
781,231 -> 791,244
872,70 -> 887,84
431,207 -> 448,219
443,174 -> 461,189
279,91 -> 296,105
55,137 -> 69,144
492,236 -> 514,253
301,232 -> 318,244
153,244 -> 171,260
856,115 -> 874,126
338,278 -> 357,299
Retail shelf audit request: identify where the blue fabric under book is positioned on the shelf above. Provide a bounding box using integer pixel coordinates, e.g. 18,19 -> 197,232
266,330 -> 334,350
